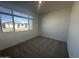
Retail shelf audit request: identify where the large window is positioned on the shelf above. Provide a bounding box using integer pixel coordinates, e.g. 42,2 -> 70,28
0,7 -> 33,32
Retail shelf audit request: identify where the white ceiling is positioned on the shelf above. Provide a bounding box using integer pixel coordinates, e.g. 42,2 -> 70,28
0,1 -> 73,15
38,1 -> 73,15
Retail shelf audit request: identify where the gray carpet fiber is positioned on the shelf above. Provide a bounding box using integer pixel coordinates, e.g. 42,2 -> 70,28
0,36 -> 69,58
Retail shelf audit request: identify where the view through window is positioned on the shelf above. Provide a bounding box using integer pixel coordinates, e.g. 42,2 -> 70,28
1,14 -> 13,32
0,7 -> 33,32
14,16 -> 29,32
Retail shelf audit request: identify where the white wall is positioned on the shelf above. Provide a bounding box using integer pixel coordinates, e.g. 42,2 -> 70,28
67,2 -> 79,58
0,3 -> 39,50
40,8 -> 71,42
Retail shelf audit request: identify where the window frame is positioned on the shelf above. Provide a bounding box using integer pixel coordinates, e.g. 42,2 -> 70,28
0,7 -> 33,32
28,17 -> 33,30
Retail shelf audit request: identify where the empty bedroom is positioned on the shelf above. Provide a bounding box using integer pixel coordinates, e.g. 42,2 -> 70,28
0,1 -> 79,58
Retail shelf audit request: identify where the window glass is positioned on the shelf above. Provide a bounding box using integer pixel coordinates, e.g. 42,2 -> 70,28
0,14 -> 2,31
29,16 -> 33,19
1,14 -> 13,32
13,11 -> 28,17
14,16 -> 29,32
0,7 -> 12,14
0,7 -> 33,32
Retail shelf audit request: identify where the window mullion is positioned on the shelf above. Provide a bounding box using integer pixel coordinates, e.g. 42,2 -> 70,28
12,10 -> 15,32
